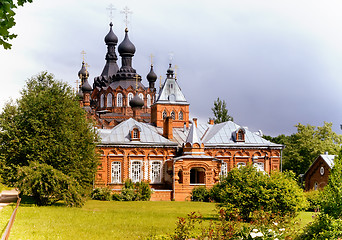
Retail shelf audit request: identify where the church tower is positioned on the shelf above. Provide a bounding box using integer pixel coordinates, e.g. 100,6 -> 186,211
151,64 -> 189,128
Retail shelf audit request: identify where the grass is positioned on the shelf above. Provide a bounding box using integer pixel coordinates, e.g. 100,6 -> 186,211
4,200 -> 216,240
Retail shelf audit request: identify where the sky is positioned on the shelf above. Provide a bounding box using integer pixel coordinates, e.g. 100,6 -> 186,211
1,0 -> 342,136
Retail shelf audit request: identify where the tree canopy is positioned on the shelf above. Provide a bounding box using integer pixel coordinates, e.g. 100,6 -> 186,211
265,122 -> 342,177
211,97 -> 233,123
0,0 -> 32,49
0,72 -> 98,206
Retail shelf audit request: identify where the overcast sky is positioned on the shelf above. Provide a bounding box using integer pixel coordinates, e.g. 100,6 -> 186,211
1,0 -> 342,136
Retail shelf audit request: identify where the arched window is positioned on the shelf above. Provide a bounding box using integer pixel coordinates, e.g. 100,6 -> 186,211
100,94 -> 104,108
151,161 -> 162,183
236,128 -> 245,142
179,111 -> 183,120
138,93 -> 144,101
117,93 -> 123,107
314,182 -> 318,190
171,111 -> 175,120
162,110 -> 167,119
221,162 -> 228,177
111,162 -> 121,183
131,128 -> 140,140
127,93 -> 134,106
146,94 -> 151,108
107,93 -> 112,107
131,161 -> 142,183
190,167 -> 205,184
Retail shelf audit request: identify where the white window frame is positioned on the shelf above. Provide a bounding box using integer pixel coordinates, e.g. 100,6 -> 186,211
116,93 -> 123,107
147,94 -> 151,108
107,93 -> 113,107
127,93 -> 134,106
253,162 -> 264,171
151,161 -> 162,184
131,160 -> 142,183
100,94 -> 104,108
221,162 -> 228,177
138,93 -> 144,101
111,161 -> 121,183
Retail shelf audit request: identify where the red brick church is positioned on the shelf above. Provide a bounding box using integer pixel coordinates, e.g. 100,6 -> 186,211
77,22 -> 283,201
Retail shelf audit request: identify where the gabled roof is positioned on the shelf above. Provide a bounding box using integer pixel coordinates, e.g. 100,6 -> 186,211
303,154 -> 336,177
185,122 -> 202,145
155,77 -> 189,105
98,118 -> 177,146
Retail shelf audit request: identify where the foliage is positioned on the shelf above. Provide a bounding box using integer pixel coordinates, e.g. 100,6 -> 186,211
91,187 -> 112,201
210,165 -> 307,221
112,179 -> 152,201
304,190 -> 322,212
0,72 -> 98,206
191,186 -> 210,202
211,97 -> 233,123
17,161 -> 85,206
0,0 -> 33,49
265,122 -> 342,177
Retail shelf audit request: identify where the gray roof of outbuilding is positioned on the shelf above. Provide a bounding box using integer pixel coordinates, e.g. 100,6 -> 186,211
320,154 -> 336,168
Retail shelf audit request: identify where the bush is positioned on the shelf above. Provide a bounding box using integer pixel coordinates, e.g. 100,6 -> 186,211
304,190 -> 321,211
17,162 -> 85,207
91,187 -> 112,201
210,165 -> 307,221
112,179 -> 152,201
191,186 -> 210,202
135,181 -> 152,201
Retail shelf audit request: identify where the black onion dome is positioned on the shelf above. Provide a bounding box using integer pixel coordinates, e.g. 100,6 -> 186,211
129,93 -> 144,108
147,65 -> 157,82
81,79 -> 92,92
118,28 -> 136,56
104,22 -> 118,44
166,63 -> 174,78
78,61 -> 89,79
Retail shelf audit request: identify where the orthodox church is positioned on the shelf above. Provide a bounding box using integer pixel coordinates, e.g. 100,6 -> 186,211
77,22 -> 283,201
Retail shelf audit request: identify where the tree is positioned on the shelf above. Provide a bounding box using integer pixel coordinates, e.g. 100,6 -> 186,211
0,72 -> 98,206
0,0 -> 32,49
211,97 -> 233,123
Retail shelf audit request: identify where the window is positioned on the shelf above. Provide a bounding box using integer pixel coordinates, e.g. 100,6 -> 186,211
179,111 -> 183,120
151,161 -> 162,183
138,93 -> 144,101
100,94 -> 104,108
162,110 -> 167,119
117,93 -> 123,107
314,182 -> 318,190
127,93 -> 134,106
320,166 -> 324,175
190,167 -> 205,184
253,162 -> 264,171
237,162 -> 246,168
107,93 -> 112,107
236,128 -> 245,142
221,162 -> 228,177
147,94 -> 151,108
111,162 -> 121,183
131,161 -> 142,183
131,128 -> 140,140
171,111 -> 175,120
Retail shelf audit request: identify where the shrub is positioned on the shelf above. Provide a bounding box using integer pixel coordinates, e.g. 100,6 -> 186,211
304,190 -> 321,212
135,181 -> 152,201
191,186 -> 210,202
210,165 -> 307,221
91,187 -> 112,201
112,179 -> 152,201
17,161 -> 85,207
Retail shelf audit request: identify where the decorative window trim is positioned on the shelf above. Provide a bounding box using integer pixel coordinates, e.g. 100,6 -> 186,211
127,93 -> 134,106
221,162 -> 228,177
150,161 -> 162,184
179,111 -> 184,120
130,125 -> 141,141
107,93 -> 113,107
235,128 -> 246,142
130,160 -> 143,183
111,161 -> 121,184
320,166 -> 324,176
146,94 -> 151,108
116,93 -> 123,107
100,94 -> 104,108
138,93 -> 144,101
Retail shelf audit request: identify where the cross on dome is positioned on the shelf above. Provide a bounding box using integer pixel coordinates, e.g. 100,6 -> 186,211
106,4 -> 116,22
121,6 -> 132,28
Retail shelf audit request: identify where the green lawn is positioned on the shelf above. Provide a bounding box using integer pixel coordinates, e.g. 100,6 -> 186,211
2,200 -> 216,240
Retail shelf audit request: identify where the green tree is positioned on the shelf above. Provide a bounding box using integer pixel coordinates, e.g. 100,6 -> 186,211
211,97 -> 233,123
282,122 -> 342,177
0,0 -> 33,49
0,72 -> 98,206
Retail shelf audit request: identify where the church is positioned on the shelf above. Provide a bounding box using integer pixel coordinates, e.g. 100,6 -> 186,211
77,21 -> 284,201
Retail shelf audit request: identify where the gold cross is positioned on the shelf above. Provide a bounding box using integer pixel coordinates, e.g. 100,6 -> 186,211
121,6 -> 132,28
85,63 -> 90,70
75,79 -> 79,91
106,4 -> 116,22
134,74 -> 139,90
149,54 -> 154,65
174,65 -> 178,79
169,51 -> 174,64
81,50 -> 86,61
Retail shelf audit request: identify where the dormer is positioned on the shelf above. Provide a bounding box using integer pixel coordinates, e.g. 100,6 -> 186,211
130,125 -> 141,141
233,127 -> 246,142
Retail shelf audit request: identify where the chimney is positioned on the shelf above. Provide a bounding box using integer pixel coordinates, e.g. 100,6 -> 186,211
209,119 -> 214,125
193,118 -> 198,127
163,116 -> 173,139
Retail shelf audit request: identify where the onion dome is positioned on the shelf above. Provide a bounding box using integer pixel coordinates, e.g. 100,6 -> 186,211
118,28 -> 136,56
81,79 -> 92,92
147,65 -> 157,83
77,89 -> 83,99
78,61 -> 89,79
129,93 -> 144,108
166,63 -> 174,78
104,22 -> 118,44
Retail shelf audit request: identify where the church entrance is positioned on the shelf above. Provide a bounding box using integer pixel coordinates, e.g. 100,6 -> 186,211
190,167 -> 205,185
